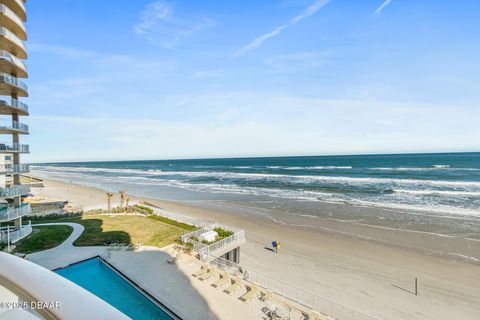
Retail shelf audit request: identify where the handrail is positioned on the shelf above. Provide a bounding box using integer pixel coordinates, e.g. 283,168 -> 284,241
0,142 -> 29,152
0,184 -> 30,197
0,96 -> 28,112
202,253 -> 380,320
0,27 -> 26,52
2,163 -> 30,174
0,203 -> 31,221
181,223 -> 246,256
0,72 -> 28,91
0,120 -> 29,132
0,221 -> 32,243
0,49 -> 27,71
199,229 -> 246,256
0,4 -> 26,32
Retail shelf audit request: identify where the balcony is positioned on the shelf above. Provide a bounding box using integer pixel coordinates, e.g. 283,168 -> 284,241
0,72 -> 27,96
0,96 -> 28,115
0,120 -> 29,134
0,142 -> 29,153
1,163 -> 30,174
0,221 -> 31,243
0,26 -> 26,59
0,0 -> 26,22
0,50 -> 27,78
0,4 -> 26,40
0,184 -> 30,197
0,202 -> 31,222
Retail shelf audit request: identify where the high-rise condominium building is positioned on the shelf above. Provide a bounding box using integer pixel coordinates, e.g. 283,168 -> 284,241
0,0 -> 31,246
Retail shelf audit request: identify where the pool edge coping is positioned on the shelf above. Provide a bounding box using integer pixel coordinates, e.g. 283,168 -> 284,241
54,256 -> 183,320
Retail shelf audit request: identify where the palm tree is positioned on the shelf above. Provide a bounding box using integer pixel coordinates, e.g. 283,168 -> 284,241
119,190 -> 126,209
106,192 -> 114,211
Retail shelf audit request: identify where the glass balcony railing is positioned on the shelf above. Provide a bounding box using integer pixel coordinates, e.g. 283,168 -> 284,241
0,184 -> 30,197
2,164 -> 30,174
0,4 -> 26,32
0,97 -> 28,113
0,121 -> 29,133
0,222 -> 32,243
0,203 -> 31,221
0,50 -> 27,72
0,73 -> 27,92
0,27 -> 26,52
0,143 -> 29,153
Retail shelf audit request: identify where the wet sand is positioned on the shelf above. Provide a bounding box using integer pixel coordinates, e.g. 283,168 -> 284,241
32,178 -> 480,320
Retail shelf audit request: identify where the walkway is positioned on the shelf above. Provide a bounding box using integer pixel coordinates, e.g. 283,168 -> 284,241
26,223 -> 105,270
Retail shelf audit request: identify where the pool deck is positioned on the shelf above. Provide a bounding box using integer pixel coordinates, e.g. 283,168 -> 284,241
25,223 -> 269,319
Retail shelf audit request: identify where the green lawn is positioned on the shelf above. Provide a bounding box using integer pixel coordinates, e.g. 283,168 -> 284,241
14,225 -> 73,254
31,215 -> 190,248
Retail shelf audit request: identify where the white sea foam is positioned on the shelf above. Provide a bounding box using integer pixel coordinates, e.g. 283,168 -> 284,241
395,189 -> 480,197
33,165 -> 480,190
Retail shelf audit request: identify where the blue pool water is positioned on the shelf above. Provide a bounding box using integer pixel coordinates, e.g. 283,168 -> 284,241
55,258 -> 174,320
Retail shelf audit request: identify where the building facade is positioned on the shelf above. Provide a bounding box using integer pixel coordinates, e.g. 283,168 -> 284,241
0,0 -> 31,245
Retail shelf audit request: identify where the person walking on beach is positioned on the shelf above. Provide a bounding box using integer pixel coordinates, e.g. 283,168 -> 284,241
272,241 -> 281,253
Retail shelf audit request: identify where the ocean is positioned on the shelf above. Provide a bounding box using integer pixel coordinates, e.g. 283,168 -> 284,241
32,152 -> 480,242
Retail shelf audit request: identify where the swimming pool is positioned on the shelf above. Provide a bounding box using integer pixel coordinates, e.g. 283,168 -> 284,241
55,257 -> 177,320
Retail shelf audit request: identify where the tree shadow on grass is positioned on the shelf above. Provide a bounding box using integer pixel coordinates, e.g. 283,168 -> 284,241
72,218 -> 131,247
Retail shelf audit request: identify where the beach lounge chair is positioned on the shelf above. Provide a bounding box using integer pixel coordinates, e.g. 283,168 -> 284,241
198,268 -> 214,281
223,277 -> 242,295
239,284 -> 258,302
192,265 -> 207,277
212,272 -> 230,289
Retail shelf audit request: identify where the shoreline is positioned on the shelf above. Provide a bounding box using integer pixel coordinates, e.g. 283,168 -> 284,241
31,177 -> 480,319
31,174 -> 480,264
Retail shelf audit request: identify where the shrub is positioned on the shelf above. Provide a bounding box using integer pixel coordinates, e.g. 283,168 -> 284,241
213,227 -> 234,239
31,212 -> 83,221
133,205 -> 154,215
148,215 -> 197,231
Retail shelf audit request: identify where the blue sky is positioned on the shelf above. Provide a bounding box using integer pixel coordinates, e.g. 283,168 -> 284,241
21,0 -> 480,162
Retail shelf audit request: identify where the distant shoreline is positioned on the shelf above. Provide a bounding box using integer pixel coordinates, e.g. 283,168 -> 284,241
33,175 -> 480,264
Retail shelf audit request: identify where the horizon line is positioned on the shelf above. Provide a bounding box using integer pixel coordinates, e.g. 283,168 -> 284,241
31,150 -> 480,165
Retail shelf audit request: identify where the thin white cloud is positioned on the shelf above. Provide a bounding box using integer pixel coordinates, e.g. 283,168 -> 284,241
234,0 -> 330,57
29,43 -> 97,59
134,1 -> 216,49
374,0 -> 393,15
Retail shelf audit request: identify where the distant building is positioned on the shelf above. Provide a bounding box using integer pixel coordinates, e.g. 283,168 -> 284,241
0,0 -> 31,245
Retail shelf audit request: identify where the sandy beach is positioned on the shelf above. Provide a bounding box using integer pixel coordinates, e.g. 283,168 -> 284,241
32,178 -> 480,320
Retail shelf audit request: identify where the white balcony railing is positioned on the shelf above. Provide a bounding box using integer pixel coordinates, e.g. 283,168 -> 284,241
0,72 -> 27,92
0,203 -> 31,221
0,143 -> 29,153
0,27 -> 26,52
0,4 -> 26,32
181,223 -> 246,257
0,96 -> 28,113
0,49 -> 27,72
0,221 -> 32,243
0,184 -> 30,197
